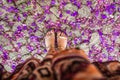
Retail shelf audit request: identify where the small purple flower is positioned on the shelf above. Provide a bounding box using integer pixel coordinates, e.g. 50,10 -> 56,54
51,0 -> 55,5
17,16 -> 21,21
7,6 -> 16,12
12,64 -> 16,69
87,1 -> 92,5
118,7 -> 120,12
108,56 -> 113,61
17,42 -> 22,48
76,22 -> 80,28
71,11 -> 78,16
106,4 -> 116,14
0,25 -> 3,29
17,26 -> 22,31
28,28 -> 34,34
27,45 -> 34,51
66,10 -> 71,14
44,49 -> 47,53
22,12 -> 28,17
3,51 -> 8,59
23,25 -> 28,30
0,11 -> 3,15
38,16 -> 45,22
31,22 -> 37,26
62,2 -> 66,5
98,30 -> 103,35
59,13 -> 62,17
7,0 -> 12,3
101,14 -> 107,19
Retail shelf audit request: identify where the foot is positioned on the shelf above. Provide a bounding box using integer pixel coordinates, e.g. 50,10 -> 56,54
57,30 -> 67,51
45,29 -> 55,51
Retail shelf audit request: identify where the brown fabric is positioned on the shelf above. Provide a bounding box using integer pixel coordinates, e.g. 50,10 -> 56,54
93,61 -> 120,78
1,49 -> 120,80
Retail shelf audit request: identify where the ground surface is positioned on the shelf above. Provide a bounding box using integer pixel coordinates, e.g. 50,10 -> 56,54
0,0 -> 120,72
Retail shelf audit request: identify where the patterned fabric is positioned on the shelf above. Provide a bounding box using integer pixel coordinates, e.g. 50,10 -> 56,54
0,64 -> 4,80
93,61 -> 120,79
29,54 -> 53,80
52,48 -> 104,80
5,58 -> 40,80
1,48 -> 120,80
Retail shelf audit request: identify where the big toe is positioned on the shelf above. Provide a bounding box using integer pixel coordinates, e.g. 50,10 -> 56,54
50,30 -> 55,35
47,30 -> 54,36
60,32 -> 67,38
57,31 -> 61,37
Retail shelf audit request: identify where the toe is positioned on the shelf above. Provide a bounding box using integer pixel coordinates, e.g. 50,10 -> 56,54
48,31 -> 52,36
46,32 -> 50,37
50,30 -> 55,36
46,29 -> 55,37
61,32 -> 67,38
57,31 -> 62,37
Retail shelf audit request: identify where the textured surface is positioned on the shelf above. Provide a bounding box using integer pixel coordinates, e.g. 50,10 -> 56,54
0,0 -> 120,72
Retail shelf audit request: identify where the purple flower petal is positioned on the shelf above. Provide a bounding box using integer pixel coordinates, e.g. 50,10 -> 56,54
101,14 -> 107,19
71,11 -> 78,16
23,25 -> 28,30
51,0 -> 55,5
87,1 -> 92,5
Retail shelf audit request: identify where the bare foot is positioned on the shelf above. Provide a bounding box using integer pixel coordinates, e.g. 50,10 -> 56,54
57,31 -> 67,51
45,29 -> 55,51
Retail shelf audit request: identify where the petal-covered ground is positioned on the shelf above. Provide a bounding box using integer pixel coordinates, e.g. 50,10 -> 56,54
0,0 -> 120,72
